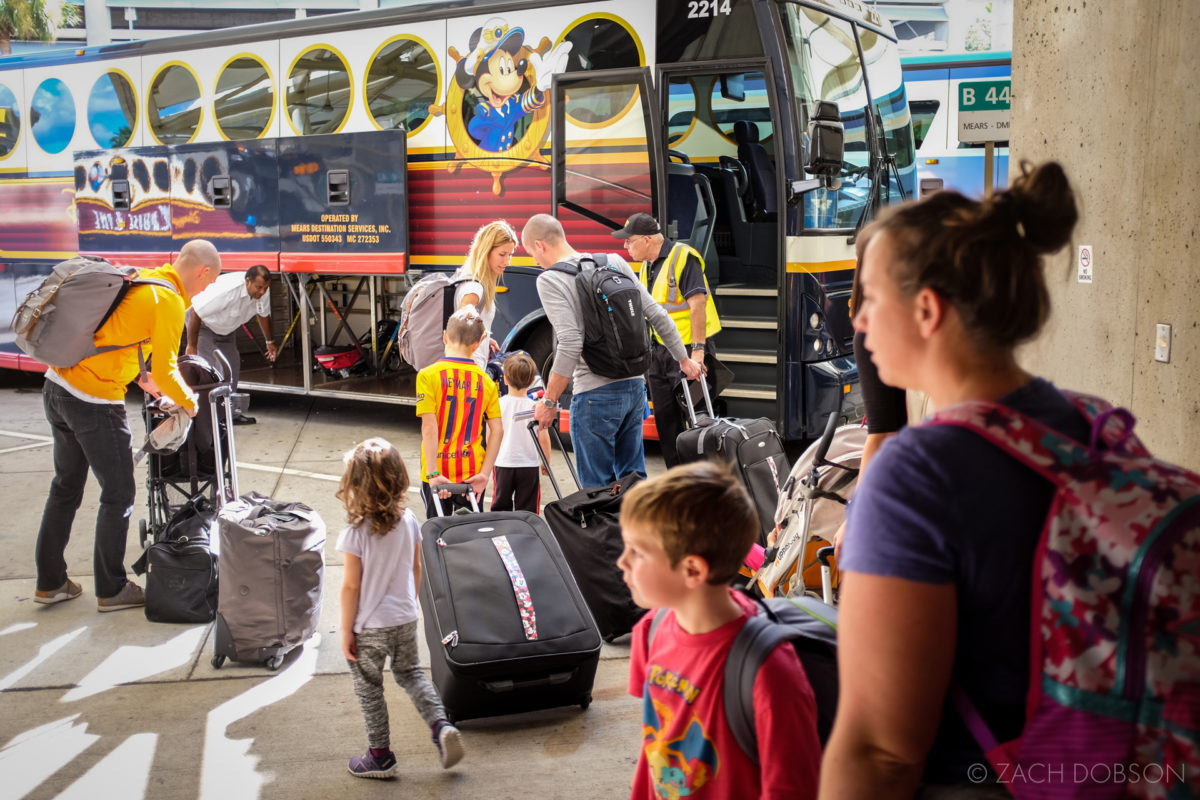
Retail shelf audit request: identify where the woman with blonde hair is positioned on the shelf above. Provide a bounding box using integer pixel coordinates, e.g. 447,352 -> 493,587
453,220 -> 517,368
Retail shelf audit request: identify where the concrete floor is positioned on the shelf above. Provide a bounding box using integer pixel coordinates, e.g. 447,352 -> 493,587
0,371 -> 668,800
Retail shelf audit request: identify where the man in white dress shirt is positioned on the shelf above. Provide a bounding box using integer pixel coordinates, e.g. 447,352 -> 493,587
185,264 -> 276,424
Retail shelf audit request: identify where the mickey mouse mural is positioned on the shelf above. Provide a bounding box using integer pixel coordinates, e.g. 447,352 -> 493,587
430,17 -> 572,194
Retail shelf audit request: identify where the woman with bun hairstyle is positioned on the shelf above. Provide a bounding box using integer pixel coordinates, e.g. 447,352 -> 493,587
454,220 -> 517,368
819,162 -> 1085,799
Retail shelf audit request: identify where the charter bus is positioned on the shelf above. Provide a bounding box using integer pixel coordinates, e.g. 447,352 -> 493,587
0,0 -> 915,442
903,50 -> 1010,197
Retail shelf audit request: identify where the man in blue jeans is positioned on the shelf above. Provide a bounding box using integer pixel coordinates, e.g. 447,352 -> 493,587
522,215 -> 701,488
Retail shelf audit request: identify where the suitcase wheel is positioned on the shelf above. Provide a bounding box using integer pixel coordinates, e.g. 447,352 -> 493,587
211,654 -> 226,669
580,695 -> 591,711
265,653 -> 285,671
138,519 -> 148,548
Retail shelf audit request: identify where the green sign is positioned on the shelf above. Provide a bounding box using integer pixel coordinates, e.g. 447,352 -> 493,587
959,80 -> 1011,111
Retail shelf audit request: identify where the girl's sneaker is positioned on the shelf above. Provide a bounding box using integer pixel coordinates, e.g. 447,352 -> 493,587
433,720 -> 464,769
347,750 -> 397,779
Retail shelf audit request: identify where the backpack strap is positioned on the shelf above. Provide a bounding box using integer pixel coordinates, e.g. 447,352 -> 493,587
645,597 -> 817,764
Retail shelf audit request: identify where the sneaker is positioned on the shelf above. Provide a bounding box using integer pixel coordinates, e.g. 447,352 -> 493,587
34,578 -> 82,605
347,750 -> 397,779
97,581 -> 145,612
433,721 -> 464,769
231,414 -> 257,426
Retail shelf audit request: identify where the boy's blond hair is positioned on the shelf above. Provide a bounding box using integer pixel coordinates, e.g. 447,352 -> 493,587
336,437 -> 410,537
621,462 -> 757,585
502,351 -> 538,392
446,307 -> 486,347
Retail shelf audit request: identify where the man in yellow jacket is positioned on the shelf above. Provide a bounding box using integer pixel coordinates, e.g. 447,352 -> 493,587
614,214 -> 721,467
33,240 -> 220,612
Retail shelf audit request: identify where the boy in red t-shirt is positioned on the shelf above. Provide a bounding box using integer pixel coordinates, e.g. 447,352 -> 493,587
416,308 -> 502,517
618,462 -> 820,800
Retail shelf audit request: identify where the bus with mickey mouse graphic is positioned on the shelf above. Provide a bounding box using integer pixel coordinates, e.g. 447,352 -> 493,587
0,0 -> 914,442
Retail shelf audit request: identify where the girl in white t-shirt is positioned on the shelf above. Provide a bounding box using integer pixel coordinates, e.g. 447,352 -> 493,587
453,220 -> 517,369
336,437 -> 464,779
492,353 -> 551,513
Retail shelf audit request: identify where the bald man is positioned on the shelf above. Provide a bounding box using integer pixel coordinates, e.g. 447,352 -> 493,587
33,239 -> 220,613
522,214 -> 700,488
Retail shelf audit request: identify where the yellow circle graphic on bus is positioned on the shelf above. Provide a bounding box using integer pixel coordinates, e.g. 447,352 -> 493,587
429,17 -> 573,195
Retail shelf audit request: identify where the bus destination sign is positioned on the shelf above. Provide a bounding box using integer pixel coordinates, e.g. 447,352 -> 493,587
958,79 -> 1010,144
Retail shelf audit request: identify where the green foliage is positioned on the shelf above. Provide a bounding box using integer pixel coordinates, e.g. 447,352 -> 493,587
0,0 -> 80,55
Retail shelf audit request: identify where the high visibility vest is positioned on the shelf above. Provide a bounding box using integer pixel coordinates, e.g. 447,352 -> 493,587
639,242 -> 722,345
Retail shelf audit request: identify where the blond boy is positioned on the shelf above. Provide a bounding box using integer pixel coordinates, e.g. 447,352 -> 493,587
415,308 -> 502,516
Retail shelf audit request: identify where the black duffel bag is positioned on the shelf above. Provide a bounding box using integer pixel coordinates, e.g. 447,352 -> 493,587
133,499 -> 219,623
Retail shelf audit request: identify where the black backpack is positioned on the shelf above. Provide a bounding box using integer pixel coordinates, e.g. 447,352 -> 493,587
648,594 -> 839,760
550,254 -> 650,380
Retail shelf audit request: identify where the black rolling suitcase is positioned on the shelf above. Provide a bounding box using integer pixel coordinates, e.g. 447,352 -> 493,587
420,486 -> 601,723
675,379 -> 789,543
527,415 -> 646,641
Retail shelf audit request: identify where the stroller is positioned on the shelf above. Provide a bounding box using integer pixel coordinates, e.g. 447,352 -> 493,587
754,413 -> 866,603
138,353 -> 240,547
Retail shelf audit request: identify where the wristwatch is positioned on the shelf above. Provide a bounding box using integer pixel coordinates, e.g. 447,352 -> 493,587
541,396 -> 558,409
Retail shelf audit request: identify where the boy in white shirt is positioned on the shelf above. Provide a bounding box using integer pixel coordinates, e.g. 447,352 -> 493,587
491,352 -> 550,513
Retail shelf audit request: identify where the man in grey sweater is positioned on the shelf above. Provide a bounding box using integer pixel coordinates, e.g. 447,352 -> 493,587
522,214 -> 702,488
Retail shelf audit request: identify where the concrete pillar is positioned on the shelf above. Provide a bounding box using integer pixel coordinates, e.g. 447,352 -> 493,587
1013,0 -> 1200,469
84,0 -> 112,46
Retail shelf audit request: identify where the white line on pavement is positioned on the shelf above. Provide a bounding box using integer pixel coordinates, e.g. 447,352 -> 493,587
0,429 -> 53,442
235,461 -> 421,494
0,441 -> 52,455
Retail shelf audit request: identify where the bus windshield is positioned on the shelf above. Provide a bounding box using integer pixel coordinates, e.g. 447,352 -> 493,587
778,2 -> 913,229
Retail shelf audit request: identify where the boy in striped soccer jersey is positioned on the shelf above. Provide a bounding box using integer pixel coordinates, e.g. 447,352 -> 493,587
416,308 -> 503,517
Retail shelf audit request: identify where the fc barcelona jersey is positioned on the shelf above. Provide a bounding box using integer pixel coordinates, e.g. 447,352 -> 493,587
415,357 -> 501,482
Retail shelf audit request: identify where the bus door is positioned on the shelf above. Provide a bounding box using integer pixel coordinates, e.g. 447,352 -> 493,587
550,68 -> 663,249
657,62 -> 783,425
657,62 -> 778,289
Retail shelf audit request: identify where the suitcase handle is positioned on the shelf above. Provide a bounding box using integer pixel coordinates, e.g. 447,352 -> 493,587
429,484 -> 480,516
680,375 -> 715,427
480,668 -> 577,694
522,412 -> 582,498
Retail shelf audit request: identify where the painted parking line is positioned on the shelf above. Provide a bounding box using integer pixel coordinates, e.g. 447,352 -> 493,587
0,429 -> 54,456
235,461 -> 422,494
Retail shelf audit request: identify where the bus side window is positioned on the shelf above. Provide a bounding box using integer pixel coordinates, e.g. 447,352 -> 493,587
909,99 -> 939,151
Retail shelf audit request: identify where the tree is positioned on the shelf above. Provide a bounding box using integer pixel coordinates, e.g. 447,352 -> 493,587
0,0 -> 80,56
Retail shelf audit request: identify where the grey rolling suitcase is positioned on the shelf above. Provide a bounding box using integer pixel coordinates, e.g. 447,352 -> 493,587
420,485 -> 602,722
212,494 -> 325,670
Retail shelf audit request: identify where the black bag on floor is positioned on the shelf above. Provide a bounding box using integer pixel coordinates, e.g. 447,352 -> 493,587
542,475 -> 645,641
528,418 -> 646,641
419,496 -> 601,723
212,493 -> 326,670
133,498 -> 219,624
675,380 -> 789,543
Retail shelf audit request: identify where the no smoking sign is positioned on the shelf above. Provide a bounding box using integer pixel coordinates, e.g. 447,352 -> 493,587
1078,245 -> 1093,284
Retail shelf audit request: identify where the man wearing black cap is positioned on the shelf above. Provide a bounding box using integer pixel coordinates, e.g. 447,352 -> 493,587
614,213 -> 722,467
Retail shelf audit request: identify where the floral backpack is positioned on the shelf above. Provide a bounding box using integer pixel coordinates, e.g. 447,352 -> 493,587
932,392 -> 1200,799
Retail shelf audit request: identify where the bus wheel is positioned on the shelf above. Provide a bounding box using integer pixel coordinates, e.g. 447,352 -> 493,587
523,323 -> 573,453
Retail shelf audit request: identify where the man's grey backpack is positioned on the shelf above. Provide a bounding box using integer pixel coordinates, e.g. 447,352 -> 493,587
397,271 -> 470,371
12,255 -> 176,368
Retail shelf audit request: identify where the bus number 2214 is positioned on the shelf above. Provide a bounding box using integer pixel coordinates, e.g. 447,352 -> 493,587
687,0 -> 732,18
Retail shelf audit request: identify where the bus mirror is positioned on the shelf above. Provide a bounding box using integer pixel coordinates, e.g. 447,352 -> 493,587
805,101 -> 843,178
719,74 -> 745,102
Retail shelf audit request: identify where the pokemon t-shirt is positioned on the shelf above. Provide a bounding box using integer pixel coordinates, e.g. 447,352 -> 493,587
627,590 -> 820,800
